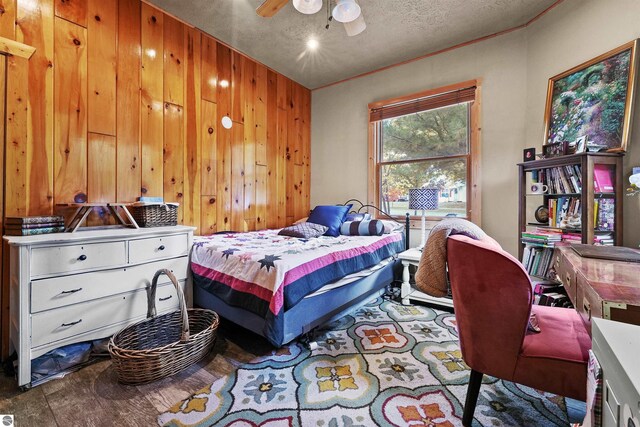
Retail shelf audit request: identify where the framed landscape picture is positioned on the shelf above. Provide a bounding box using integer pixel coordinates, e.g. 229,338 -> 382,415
544,40 -> 639,152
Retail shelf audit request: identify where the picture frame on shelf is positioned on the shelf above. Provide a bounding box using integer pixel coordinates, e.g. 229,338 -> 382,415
543,39 -> 639,152
523,147 -> 536,162
542,141 -> 568,158
575,136 -> 587,153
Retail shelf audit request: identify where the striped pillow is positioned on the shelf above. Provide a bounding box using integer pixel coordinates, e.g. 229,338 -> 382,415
340,220 -> 384,236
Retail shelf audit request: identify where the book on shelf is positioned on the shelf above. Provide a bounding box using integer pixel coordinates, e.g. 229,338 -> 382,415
532,170 -> 539,182
562,232 -> 582,242
593,164 -> 614,192
572,164 -> 582,189
534,164 -> 582,194
595,198 -> 615,231
594,232 -> 614,246
521,244 -> 555,278
548,197 -> 581,228
522,228 -> 562,245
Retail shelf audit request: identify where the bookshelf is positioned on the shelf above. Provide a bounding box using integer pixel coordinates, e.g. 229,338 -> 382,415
517,152 -> 624,270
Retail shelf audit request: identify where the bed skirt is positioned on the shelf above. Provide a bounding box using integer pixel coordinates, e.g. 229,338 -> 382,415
193,259 -> 402,347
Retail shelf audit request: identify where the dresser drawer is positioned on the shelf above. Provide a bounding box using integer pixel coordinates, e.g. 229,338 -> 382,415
31,256 -> 189,313
30,241 -> 127,277
554,250 -> 577,304
31,281 -> 184,348
575,273 -> 603,332
128,234 -> 189,264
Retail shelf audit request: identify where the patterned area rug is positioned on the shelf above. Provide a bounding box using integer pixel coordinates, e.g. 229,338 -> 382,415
158,298 -> 569,426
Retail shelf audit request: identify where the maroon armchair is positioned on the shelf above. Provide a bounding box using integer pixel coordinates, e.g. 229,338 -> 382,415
446,235 -> 590,426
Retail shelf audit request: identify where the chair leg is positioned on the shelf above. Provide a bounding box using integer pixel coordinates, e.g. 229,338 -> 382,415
462,369 -> 483,426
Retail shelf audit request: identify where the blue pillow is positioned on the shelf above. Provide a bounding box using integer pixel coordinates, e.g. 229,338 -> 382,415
307,204 -> 352,237
340,220 -> 384,236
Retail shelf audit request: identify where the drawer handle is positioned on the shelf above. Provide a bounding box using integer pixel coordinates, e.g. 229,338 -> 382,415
158,245 -> 166,251
77,254 -> 87,261
583,298 -> 592,320
159,295 -> 172,301
61,319 -> 82,327
565,272 -> 572,288
60,288 -> 83,295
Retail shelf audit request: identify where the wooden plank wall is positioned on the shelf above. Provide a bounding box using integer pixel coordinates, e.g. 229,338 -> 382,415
0,0 -> 310,357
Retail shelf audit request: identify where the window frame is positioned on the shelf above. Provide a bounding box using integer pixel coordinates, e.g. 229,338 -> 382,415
367,79 -> 482,225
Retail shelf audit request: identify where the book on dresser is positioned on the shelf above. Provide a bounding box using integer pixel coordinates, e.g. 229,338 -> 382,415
4,216 -> 66,236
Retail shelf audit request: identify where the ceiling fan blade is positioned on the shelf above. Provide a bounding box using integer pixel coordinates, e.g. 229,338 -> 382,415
256,0 -> 289,17
343,13 -> 366,36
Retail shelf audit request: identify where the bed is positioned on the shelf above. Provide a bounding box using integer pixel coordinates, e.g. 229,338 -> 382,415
190,201 -> 409,347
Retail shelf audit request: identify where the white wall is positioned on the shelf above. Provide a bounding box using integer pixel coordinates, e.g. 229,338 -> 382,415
312,31 -> 528,254
311,0 -> 640,253
526,0 -> 640,248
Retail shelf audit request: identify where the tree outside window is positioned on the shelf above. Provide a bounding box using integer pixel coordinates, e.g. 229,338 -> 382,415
378,102 -> 470,218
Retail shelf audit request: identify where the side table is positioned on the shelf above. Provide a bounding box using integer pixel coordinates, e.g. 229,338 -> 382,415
398,248 -> 454,309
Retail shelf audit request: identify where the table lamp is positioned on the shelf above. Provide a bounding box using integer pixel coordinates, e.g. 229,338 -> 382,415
409,188 -> 439,248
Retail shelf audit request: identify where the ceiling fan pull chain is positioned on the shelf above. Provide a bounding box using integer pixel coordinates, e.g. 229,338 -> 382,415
325,0 -> 332,29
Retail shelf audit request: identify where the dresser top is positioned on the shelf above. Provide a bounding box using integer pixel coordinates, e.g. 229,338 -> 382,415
3,225 -> 196,246
558,245 -> 640,288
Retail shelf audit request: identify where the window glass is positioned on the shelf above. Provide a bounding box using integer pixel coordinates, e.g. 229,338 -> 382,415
381,103 -> 469,162
380,158 -> 468,218
378,102 -> 470,219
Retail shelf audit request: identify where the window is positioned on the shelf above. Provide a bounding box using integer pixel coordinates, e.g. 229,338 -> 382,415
368,80 -> 481,223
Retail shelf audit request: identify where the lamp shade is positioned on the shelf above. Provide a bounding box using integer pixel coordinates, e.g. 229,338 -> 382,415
293,0 -> 323,14
409,188 -> 439,210
344,13 -> 366,36
332,0 -> 361,23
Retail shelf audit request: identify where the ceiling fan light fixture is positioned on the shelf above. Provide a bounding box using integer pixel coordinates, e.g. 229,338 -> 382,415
306,38 -> 319,50
332,0 -> 360,23
293,0 -> 323,15
343,13 -> 366,36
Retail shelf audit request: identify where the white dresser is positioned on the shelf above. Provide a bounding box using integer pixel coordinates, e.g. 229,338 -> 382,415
4,225 -> 195,388
592,318 -> 640,427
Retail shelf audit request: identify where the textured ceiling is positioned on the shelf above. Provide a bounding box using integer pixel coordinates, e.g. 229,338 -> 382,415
146,0 -> 558,89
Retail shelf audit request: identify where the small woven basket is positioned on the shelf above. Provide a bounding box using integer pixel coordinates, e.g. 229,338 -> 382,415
130,204 -> 178,227
108,269 -> 219,384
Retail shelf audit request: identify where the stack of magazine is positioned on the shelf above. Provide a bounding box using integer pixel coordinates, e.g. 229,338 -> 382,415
4,216 -> 66,236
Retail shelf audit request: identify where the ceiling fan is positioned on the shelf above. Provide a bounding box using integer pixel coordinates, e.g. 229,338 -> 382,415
256,0 -> 367,36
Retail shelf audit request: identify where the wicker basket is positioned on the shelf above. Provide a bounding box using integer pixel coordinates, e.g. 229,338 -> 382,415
130,204 -> 178,227
108,269 -> 219,384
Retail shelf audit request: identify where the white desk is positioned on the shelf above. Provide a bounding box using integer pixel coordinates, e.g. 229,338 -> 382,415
591,318 -> 640,427
398,248 -> 454,309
